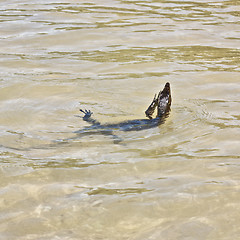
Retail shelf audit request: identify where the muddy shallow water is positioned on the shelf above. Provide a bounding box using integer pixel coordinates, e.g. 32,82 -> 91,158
0,0 -> 240,239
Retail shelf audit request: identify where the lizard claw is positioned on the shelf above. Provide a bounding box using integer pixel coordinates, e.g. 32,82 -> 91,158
145,93 -> 158,119
80,109 -> 93,119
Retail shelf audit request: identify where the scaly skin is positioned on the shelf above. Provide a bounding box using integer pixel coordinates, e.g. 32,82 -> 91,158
145,82 -> 171,119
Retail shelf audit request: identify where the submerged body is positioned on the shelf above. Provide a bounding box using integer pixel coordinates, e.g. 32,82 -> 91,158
75,117 -> 162,134
75,83 -> 171,139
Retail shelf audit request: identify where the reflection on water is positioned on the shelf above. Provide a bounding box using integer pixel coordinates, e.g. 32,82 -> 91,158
0,0 -> 240,239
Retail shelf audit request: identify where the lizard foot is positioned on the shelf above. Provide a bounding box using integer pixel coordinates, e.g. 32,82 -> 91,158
80,109 -> 93,119
145,94 -> 158,119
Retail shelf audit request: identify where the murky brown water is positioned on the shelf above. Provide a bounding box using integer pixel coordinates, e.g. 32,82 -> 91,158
0,0 -> 240,239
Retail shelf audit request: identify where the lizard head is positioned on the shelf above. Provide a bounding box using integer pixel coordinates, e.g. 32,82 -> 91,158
145,82 -> 171,119
157,82 -> 171,116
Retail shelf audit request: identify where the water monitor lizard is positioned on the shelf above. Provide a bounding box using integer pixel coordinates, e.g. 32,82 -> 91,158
74,82 -> 171,142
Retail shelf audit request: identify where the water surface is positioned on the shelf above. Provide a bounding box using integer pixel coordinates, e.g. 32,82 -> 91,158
0,0 -> 240,239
